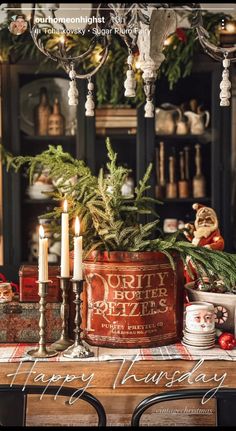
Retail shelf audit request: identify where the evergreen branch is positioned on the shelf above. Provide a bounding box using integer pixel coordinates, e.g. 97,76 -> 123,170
5,140 -> 236,289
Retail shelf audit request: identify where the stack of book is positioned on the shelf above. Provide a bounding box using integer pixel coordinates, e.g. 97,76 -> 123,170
95,107 -> 137,135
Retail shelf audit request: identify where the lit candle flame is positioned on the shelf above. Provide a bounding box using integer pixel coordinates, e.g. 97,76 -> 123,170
164,36 -> 172,46
63,199 -> 68,213
75,216 -> 80,236
59,34 -> 66,45
94,50 -> 102,63
39,225 -> 45,239
226,22 -> 236,33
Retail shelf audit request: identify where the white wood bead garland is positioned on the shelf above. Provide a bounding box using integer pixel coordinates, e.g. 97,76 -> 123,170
144,99 -> 154,118
68,65 -> 78,106
124,54 -> 136,98
85,78 -> 95,117
220,54 -> 231,107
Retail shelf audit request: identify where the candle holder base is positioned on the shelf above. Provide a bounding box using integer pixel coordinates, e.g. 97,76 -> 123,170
63,342 -> 94,359
26,280 -> 58,359
49,276 -> 73,352
27,347 -> 58,358
63,278 -> 94,359
50,337 -> 73,352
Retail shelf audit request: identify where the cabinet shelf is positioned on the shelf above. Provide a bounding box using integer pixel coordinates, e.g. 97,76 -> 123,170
96,133 -> 136,141
155,132 -> 211,144
22,135 -> 75,142
21,135 -> 76,156
161,197 -> 211,204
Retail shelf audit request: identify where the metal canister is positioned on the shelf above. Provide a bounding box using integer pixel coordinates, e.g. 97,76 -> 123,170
82,251 -> 184,348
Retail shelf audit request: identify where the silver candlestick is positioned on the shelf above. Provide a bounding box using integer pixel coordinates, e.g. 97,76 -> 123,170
50,277 -> 73,351
63,279 -> 94,358
27,281 -> 58,358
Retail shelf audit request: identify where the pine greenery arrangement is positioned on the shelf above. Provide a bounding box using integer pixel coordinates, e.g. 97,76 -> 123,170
4,139 -> 236,289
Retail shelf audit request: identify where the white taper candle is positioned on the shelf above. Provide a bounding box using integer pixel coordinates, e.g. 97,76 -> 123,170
61,199 -> 70,277
38,225 -> 48,282
73,216 -> 83,280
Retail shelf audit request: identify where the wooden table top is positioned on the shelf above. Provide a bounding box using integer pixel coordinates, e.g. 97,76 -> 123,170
0,359 -> 234,426
0,358 -> 235,395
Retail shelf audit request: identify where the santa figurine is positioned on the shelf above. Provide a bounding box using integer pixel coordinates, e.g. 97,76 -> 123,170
184,203 -> 224,282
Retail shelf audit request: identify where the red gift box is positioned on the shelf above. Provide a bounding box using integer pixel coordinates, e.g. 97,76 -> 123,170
19,265 -> 61,302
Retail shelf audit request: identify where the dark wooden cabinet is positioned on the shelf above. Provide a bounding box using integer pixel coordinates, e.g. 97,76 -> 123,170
0,63 -> 81,280
143,57 -> 232,251
0,55 -> 233,281
79,56 -> 232,250
0,62 -> 147,280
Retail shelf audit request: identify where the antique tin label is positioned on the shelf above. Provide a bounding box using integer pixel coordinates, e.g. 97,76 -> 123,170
83,253 -> 183,348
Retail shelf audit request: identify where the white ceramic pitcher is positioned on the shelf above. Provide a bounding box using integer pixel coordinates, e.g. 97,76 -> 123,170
184,110 -> 210,134
155,103 -> 182,134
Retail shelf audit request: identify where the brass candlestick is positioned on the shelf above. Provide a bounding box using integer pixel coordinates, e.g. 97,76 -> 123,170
50,277 -> 73,351
63,279 -> 94,359
27,281 -> 58,358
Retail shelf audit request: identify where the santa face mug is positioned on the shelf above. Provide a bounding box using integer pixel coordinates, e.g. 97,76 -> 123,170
185,302 -> 215,333
163,218 -> 178,233
0,283 -> 14,303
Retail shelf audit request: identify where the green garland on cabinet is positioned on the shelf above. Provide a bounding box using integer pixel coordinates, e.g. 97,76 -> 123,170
161,12 -> 229,89
0,11 -> 230,106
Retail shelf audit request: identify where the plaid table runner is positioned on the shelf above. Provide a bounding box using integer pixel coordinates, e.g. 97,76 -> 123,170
0,342 -> 236,362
